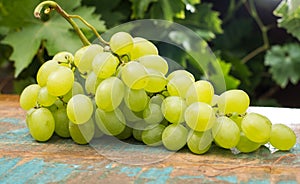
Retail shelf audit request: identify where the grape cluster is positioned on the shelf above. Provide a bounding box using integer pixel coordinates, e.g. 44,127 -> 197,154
20,32 -> 296,154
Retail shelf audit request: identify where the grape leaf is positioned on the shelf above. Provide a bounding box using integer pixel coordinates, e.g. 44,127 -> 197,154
0,0 -> 106,77
176,3 -> 223,40
274,0 -> 300,41
130,0 -> 157,19
264,43 -> 300,88
217,59 -> 240,90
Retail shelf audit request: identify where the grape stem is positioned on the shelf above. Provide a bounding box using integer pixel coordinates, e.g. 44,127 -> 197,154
34,1 -> 109,46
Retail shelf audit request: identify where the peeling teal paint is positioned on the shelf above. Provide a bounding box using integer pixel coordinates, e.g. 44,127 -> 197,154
138,167 -> 173,184
216,175 -> 238,183
0,128 -> 32,143
0,157 -> 77,184
119,166 -> 142,177
0,118 -> 23,125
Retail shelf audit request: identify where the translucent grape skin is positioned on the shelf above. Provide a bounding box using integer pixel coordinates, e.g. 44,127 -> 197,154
47,66 -> 74,97
92,52 -> 119,79
110,32 -> 134,55
74,44 -> 103,74
162,124 -> 188,151
167,73 -> 194,98
124,87 -> 149,112
241,113 -> 272,144
61,81 -> 84,103
37,87 -> 57,107
212,116 -> 240,149
161,96 -> 187,124
129,37 -> 158,60
67,94 -> 94,124
36,60 -> 60,87
270,124 -> 296,151
115,126 -> 133,140
137,55 -> 168,75
95,77 -> 125,112
69,118 -> 95,145
185,80 -> 214,106
236,132 -> 261,153
52,107 -> 70,138
94,108 -> 126,136
85,72 -> 104,95
187,130 -> 213,154
27,107 -> 55,142
142,124 -> 166,146
185,102 -> 216,132
20,84 -> 40,110
121,61 -> 149,89
52,51 -> 74,67
143,103 -> 164,124
217,89 -> 250,115
144,69 -> 167,93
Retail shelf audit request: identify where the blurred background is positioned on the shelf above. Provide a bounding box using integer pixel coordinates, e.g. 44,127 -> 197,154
0,0 -> 299,107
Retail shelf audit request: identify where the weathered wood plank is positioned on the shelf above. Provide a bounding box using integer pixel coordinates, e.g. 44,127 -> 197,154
0,95 -> 299,183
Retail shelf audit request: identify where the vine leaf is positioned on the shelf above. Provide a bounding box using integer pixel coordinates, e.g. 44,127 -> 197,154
217,59 -> 240,90
264,43 -> 300,88
274,0 -> 300,41
176,3 -> 223,40
0,0 -> 106,77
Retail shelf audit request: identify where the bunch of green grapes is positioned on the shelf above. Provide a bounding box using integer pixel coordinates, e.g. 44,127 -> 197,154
20,31 -> 297,154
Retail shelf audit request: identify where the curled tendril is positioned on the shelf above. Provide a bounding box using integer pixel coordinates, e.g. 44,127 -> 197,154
34,1 -> 57,19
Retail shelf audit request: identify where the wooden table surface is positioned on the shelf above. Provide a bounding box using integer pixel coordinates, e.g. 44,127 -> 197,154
0,94 -> 299,183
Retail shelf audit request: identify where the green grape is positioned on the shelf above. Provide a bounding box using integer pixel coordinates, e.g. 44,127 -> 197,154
61,81 -> 84,103
161,96 -> 187,124
185,102 -> 216,132
27,107 -> 55,142
185,80 -> 214,106
212,116 -> 240,149
47,66 -> 74,96
129,37 -> 158,60
110,32 -> 134,55
124,87 -> 149,112
137,55 -> 168,75
229,112 -> 243,130
187,130 -> 213,154
162,124 -> 188,151
36,60 -> 60,87
120,102 -> 142,123
74,46 -> 88,67
241,113 -> 272,144
94,120 -> 105,139
236,132 -> 261,153
52,107 -> 70,138
74,44 -> 104,74
132,120 -> 149,141
115,126 -> 133,140
142,124 -> 165,146
167,70 -> 195,82
143,103 -> 164,124
144,69 -> 167,93
121,61 -> 149,89
67,94 -> 93,124
52,51 -> 74,67
149,94 -> 165,106
20,84 -> 40,110
94,108 -> 126,136
37,87 -> 57,107
217,89 -> 250,115
269,124 -> 296,151
25,108 -> 35,127
85,72 -> 104,95
95,77 -> 124,111
92,52 -> 119,79
167,72 -> 194,97
69,118 -> 95,144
